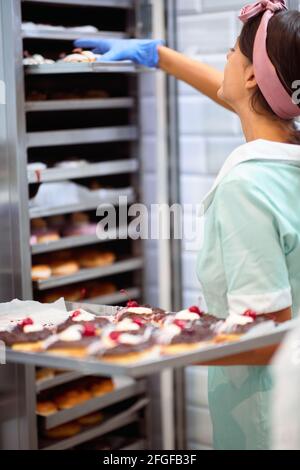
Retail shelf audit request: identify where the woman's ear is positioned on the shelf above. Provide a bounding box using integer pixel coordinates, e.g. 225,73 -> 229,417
244,63 -> 257,91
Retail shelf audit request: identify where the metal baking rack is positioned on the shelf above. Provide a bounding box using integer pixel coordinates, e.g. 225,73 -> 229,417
0,0 -> 153,450
38,376 -> 146,430
25,61 -> 148,75
26,125 -> 138,148
33,258 -> 143,290
25,97 -> 134,113
39,398 -> 148,450
29,192 -> 135,219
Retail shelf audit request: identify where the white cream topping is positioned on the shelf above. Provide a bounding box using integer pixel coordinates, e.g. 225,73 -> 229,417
118,333 -> 145,345
126,307 -> 153,315
116,319 -> 140,331
159,324 -> 182,344
216,314 -> 254,333
175,310 -> 200,321
23,324 -> 44,334
59,325 -> 83,342
71,310 -> 95,322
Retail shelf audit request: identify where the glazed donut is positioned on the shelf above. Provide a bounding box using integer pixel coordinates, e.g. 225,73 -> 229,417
37,231 -> 60,244
77,412 -> 104,426
79,251 -> 116,269
36,401 -> 57,416
41,286 -> 84,303
50,261 -> 79,277
90,379 -> 114,397
54,389 -> 92,410
45,422 -> 81,439
31,265 -> 52,281
36,368 -> 55,381
86,282 -> 117,299
31,218 -> 47,232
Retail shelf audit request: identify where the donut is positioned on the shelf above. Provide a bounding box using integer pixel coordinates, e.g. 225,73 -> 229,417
44,422 -> 81,439
47,215 -> 66,230
78,250 -> 116,269
86,282 -> 117,299
46,324 -> 100,358
41,286 -> 84,303
37,231 -> 60,244
31,265 -> 52,281
36,368 -> 55,382
77,412 -> 104,426
31,218 -> 47,232
50,260 -> 79,277
158,322 -> 215,356
54,389 -> 92,410
89,379 -> 114,397
36,401 -> 57,416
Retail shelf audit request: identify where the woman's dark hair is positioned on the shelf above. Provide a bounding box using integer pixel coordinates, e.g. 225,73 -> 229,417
239,10 -> 300,144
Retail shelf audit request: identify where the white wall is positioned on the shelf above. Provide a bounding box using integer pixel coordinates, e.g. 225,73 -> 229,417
177,0 -> 245,450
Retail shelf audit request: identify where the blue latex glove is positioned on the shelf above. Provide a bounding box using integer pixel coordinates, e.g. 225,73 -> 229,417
74,38 -> 164,68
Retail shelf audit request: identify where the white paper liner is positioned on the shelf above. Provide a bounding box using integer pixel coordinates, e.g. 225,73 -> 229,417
0,298 -> 68,331
29,181 -> 135,210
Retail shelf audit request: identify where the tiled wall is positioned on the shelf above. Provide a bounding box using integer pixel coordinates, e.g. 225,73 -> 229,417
177,0 -> 245,450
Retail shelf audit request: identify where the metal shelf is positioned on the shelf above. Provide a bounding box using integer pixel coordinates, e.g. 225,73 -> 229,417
25,97 -> 134,113
84,287 -> 141,306
36,371 -> 85,393
24,0 -> 132,8
28,158 -> 138,184
25,61 -> 147,75
31,226 -> 129,255
34,257 -> 143,290
39,377 -> 146,430
26,125 -> 138,148
29,193 -> 134,219
39,398 -> 148,450
121,439 -> 146,451
22,28 -> 128,42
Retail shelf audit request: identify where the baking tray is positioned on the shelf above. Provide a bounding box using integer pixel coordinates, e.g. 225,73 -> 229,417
38,376 -> 146,430
4,303 -> 295,379
39,398 -> 147,451
25,61 -> 150,75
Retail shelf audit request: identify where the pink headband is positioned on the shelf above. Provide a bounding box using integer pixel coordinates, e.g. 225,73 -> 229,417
239,0 -> 300,120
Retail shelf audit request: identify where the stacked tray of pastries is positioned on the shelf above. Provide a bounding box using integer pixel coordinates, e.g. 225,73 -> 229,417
0,300 -> 278,363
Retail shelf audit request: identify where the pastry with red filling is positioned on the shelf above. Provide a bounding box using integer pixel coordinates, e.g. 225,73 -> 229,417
159,320 -> 215,355
99,328 -> 157,364
116,301 -> 168,325
213,310 -> 275,343
56,309 -> 111,333
0,318 -> 54,352
46,323 -> 99,358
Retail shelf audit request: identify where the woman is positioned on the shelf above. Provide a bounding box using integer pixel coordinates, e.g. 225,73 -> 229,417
76,1 -> 300,450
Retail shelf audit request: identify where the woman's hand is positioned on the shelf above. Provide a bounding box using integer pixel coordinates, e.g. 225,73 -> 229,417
74,38 -> 164,67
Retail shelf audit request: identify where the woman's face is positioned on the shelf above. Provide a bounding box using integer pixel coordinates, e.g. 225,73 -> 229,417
218,39 -> 255,112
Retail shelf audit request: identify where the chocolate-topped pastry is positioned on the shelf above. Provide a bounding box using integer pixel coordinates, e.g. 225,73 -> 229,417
214,310 -> 276,340
173,306 -> 219,326
56,309 -> 111,333
99,328 -> 158,363
116,301 -> 168,325
113,317 -> 148,334
0,318 -> 53,351
46,324 -> 99,358
159,320 -> 215,355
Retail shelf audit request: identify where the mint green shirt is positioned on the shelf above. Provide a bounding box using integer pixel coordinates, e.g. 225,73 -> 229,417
196,141 -> 300,450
